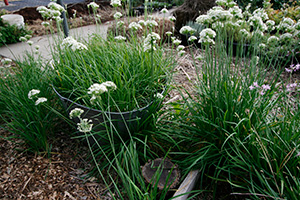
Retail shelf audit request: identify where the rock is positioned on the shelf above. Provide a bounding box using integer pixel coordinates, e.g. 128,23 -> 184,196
1,14 -> 24,29
141,158 -> 180,190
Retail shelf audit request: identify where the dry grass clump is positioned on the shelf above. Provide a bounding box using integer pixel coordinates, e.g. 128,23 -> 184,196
107,16 -> 174,41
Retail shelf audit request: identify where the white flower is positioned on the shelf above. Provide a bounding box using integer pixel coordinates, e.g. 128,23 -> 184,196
168,16 -> 176,22
195,14 -> 211,25
35,97 -> 47,105
179,26 -> 196,35
19,37 -> 27,42
188,36 -> 197,42
207,7 -> 233,22
280,33 -> 293,42
248,16 -> 267,31
154,93 -> 163,99
41,21 -> 50,27
113,12 -> 122,19
61,36 -> 88,51
177,45 -> 185,51
239,29 -> 250,39
138,20 -> 146,26
252,8 -> 269,21
88,83 -> 108,95
195,55 -> 204,61
35,45 -> 40,50
110,0 -> 121,7
77,118 -> 93,133
28,89 -> 40,99
128,22 -> 142,31
277,17 -> 294,31
166,31 -> 172,36
114,35 -> 126,41
172,39 -> 181,45
48,2 -> 65,12
27,40 -> 34,46
87,2 -> 99,10
145,20 -> 158,27
101,81 -> 117,91
145,32 -> 161,44
266,20 -> 275,31
199,28 -> 216,38
178,50 -> 185,56
1,58 -> 12,65
229,6 -> 243,19
69,108 -> 84,119
160,8 -> 169,14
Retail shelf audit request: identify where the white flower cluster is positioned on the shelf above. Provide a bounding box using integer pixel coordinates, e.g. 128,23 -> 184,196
111,0 -> 121,7
87,2 -> 99,11
179,26 -> 196,35
145,20 -> 158,28
28,89 -> 47,106
88,81 -> 117,104
37,2 -> 65,21
69,108 -> 93,132
1,58 -> 12,66
143,32 -> 161,52
61,36 -> 88,51
113,12 -> 122,20
114,35 -> 126,42
128,22 -> 143,31
198,28 -> 216,45
277,17 -> 295,32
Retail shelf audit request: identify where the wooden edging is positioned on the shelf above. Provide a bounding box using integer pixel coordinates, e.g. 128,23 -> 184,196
172,170 -> 200,200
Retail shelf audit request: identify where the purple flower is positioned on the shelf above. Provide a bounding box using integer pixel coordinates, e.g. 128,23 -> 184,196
295,64 -> 300,71
285,68 -> 293,73
262,84 -> 271,90
249,85 -> 255,90
253,82 -> 259,87
259,91 -> 265,95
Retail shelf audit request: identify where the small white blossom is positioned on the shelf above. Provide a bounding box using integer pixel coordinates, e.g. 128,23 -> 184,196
88,83 -> 108,95
179,26 -> 196,35
267,36 -> 279,45
41,21 -> 50,27
160,8 -> 169,14
138,20 -> 146,26
19,36 -> 27,42
128,22 -> 142,31
188,36 -> 197,42
101,81 -> 117,91
28,89 -> 40,99
177,45 -> 185,51
77,118 -> 93,133
166,31 -> 172,36
35,97 -> 47,105
1,58 -> 12,65
178,50 -> 185,56
61,36 -> 88,51
69,108 -> 84,119
35,45 -> 40,50
87,2 -> 99,10
114,35 -> 126,41
154,93 -> 163,99
113,12 -> 122,20
168,16 -> 176,22
145,20 -> 158,27
172,39 -> 181,45
48,2 -> 65,12
110,0 -> 121,7
27,40 -> 34,46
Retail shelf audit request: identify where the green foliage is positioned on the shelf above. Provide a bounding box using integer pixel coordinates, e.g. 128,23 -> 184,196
236,0 -> 300,11
0,54 -> 62,152
0,18 -> 31,47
